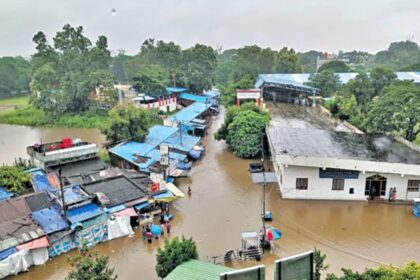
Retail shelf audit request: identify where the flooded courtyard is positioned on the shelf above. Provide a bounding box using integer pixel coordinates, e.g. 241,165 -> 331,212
3,105 -> 420,280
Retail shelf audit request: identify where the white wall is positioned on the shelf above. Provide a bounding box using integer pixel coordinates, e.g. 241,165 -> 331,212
272,163 -> 420,201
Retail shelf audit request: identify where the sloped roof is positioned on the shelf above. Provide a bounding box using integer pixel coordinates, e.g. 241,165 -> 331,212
24,192 -> 54,212
47,158 -> 106,178
66,203 -> 104,224
180,93 -> 210,104
0,188 -> 13,202
82,176 -> 148,207
32,206 -> 69,234
165,260 -> 233,280
169,102 -> 211,124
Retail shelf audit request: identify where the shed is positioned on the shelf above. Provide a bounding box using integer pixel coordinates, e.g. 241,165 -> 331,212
164,260 -> 233,280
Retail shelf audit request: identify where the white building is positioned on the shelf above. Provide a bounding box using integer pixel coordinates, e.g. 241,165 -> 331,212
267,126 -> 420,201
133,93 -> 177,113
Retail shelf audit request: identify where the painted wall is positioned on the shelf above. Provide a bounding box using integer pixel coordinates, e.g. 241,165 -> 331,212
273,163 -> 420,201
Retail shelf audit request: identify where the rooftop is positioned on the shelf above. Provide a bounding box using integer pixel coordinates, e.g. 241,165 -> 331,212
65,202 -> 104,224
267,126 -> 420,165
165,260 -> 233,280
169,102 -> 211,124
82,176 -> 149,207
179,93 -> 210,104
46,158 -> 106,178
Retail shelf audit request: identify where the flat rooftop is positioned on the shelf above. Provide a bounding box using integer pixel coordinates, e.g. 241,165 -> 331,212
267,126 -> 420,165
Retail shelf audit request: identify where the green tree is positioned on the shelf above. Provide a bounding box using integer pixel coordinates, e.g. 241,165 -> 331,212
374,40 -> 420,69
318,61 -> 350,73
219,74 -> 254,106
31,24 -> 114,114
100,105 -> 155,147
179,44 -> 217,93
132,65 -> 169,94
0,165 -> 31,194
66,243 -> 117,280
326,261 -> 420,280
232,45 -> 276,80
0,57 -> 31,95
364,81 -> 420,141
344,72 -> 375,114
155,236 -> 198,278
369,67 -> 397,96
298,50 -> 323,73
306,70 -> 341,97
313,248 -> 329,280
274,47 -> 302,73
226,110 -> 270,158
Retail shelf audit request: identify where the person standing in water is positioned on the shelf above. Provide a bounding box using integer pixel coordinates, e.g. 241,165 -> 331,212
187,186 -> 192,196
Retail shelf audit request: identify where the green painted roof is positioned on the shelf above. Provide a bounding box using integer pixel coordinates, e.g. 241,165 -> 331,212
165,260 -> 234,280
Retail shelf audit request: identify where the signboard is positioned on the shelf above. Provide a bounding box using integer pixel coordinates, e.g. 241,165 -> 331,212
236,89 -> 261,100
160,145 -> 169,166
319,168 -> 359,179
274,251 -> 313,280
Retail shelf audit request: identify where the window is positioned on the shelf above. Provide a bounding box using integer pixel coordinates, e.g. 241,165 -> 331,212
296,178 -> 308,190
408,180 -> 420,192
332,179 -> 345,191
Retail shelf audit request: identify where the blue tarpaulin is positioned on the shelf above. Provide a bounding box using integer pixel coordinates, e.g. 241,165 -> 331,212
153,191 -> 175,201
134,202 -> 150,210
105,205 -> 126,213
178,161 -> 192,170
0,187 -> 13,202
0,247 -> 17,261
51,185 -> 89,205
31,171 -> 55,193
188,149 -> 202,160
32,206 -> 69,234
66,203 -> 105,224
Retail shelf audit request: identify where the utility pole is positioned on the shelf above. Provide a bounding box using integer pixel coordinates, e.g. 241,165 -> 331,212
261,131 -> 267,253
58,168 -> 66,216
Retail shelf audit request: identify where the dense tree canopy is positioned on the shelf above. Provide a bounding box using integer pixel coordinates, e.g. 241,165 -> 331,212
155,236 -> 198,278
306,70 -> 341,97
0,57 -> 31,95
374,40 -> 420,70
100,105 -> 157,147
219,74 -> 254,106
30,24 -> 115,114
0,164 -> 31,194
132,64 -> 169,94
364,81 -> 420,141
298,50 -> 323,73
318,60 -> 351,73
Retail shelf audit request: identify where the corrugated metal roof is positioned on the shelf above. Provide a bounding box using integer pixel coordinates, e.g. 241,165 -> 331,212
169,102 -> 211,124
180,93 -> 210,104
166,87 -> 187,93
47,158 -> 106,178
66,203 -> 104,224
24,192 -> 54,212
82,176 -> 148,207
145,125 -> 178,146
164,132 -> 201,153
31,171 -> 55,193
50,185 -> 90,206
165,260 -> 233,280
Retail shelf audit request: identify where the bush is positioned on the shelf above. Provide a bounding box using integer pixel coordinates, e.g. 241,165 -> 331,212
0,165 -> 31,194
155,236 -> 198,278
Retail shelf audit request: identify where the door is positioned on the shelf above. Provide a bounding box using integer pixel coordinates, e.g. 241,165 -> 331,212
365,175 -> 387,198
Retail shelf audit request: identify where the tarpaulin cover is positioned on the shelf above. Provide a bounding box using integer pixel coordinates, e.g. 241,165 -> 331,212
105,204 -> 126,214
24,247 -> 49,266
48,231 -> 75,258
188,149 -> 201,160
31,171 -> 55,193
114,207 -> 138,217
16,237 -> 49,251
51,185 -> 89,205
165,183 -> 185,198
178,161 -> 192,170
0,247 -> 17,261
66,203 -> 104,224
0,249 -> 29,278
31,206 -> 69,234
0,188 -> 13,202
152,191 -> 177,202
107,216 -> 134,240
134,202 -> 150,210
75,222 -> 108,248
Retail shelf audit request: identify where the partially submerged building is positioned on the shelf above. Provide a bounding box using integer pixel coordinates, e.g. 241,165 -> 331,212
267,126 -> 420,201
133,93 -> 178,113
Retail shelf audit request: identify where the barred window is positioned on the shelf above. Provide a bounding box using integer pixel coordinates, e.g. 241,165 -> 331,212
332,179 -> 345,191
296,178 -> 308,190
408,180 -> 420,192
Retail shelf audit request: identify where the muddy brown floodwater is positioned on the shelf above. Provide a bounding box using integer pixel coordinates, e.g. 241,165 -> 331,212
5,106 -> 420,280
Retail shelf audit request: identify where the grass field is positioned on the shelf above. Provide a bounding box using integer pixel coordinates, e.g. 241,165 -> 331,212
0,95 -> 29,107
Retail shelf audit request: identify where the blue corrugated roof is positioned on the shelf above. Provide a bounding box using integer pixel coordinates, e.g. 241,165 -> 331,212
166,87 -> 187,93
180,93 -> 210,104
169,102 -> 211,124
145,125 -> 178,146
105,204 -> 126,213
203,91 -> 220,98
0,188 -> 13,202
164,132 -> 200,152
50,185 -> 89,205
0,247 -> 17,261
32,206 -> 69,234
256,71 -> 420,88
66,203 -> 105,224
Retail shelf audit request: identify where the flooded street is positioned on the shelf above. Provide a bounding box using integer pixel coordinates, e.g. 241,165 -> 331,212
6,105 -> 420,280
0,124 -> 105,165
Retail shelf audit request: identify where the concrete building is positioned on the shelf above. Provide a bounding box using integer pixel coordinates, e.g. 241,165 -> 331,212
133,93 -> 177,113
267,126 -> 420,201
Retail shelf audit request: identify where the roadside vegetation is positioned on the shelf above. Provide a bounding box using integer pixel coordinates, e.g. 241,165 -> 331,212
215,103 -> 270,158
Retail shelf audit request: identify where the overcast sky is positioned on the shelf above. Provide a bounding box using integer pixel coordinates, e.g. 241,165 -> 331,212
1,0 -> 419,57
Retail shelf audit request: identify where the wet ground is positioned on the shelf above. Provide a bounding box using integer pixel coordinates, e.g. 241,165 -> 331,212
6,104 -> 420,280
